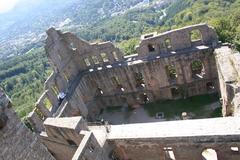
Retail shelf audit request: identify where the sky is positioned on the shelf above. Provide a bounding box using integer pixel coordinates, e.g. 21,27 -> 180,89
0,0 -> 19,13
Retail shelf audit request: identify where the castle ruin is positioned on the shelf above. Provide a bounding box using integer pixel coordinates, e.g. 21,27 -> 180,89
1,23 -> 240,160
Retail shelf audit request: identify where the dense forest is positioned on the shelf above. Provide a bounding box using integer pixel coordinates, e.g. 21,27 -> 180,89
1,0 -> 240,119
0,48 -> 51,118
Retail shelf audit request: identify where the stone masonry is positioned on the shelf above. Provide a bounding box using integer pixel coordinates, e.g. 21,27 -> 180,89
29,23 -> 219,125
3,24 -> 240,160
0,89 -> 55,160
215,46 -> 240,117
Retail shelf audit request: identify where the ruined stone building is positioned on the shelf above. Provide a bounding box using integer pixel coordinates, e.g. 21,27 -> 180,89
1,24 -> 240,160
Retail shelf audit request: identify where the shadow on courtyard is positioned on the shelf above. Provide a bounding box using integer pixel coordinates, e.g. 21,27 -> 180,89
97,93 -> 222,125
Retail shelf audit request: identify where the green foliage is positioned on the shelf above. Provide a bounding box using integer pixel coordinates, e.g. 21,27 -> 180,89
165,65 -> 177,78
117,38 -> 139,55
0,47 -> 51,118
210,107 -> 222,118
165,0 -> 240,50
144,93 -> 220,119
191,60 -> 203,71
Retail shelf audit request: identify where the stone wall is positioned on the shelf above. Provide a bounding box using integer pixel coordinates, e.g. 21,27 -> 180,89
28,23 -> 220,126
107,117 -> 240,160
24,24 -> 240,160
77,47 -> 218,118
137,23 -> 218,57
38,115 -> 240,160
40,116 -> 110,160
215,45 -> 240,116
0,91 -> 55,160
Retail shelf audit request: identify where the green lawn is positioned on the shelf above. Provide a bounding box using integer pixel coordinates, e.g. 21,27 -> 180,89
143,93 -> 221,119
105,106 -> 123,113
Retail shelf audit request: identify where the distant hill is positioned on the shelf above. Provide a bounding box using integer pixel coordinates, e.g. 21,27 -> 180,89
0,0 -> 172,59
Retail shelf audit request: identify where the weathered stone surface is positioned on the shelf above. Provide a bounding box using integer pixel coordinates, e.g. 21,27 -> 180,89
215,45 -> 240,116
0,112 -> 7,129
30,23 -> 220,126
22,24 -> 240,160
0,91 -> 55,160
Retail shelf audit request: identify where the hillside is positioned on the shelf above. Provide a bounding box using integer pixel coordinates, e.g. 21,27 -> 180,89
0,0 -> 240,118
0,0 -> 171,59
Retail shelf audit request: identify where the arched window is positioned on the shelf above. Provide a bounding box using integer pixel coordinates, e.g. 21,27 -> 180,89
165,65 -> 177,83
171,87 -> 180,99
202,148 -> 218,160
84,58 -> 91,67
134,72 -> 145,88
43,97 -> 52,111
100,53 -> 109,62
69,42 -> 77,51
111,76 -> 125,93
112,52 -> 119,61
190,29 -> 202,42
191,60 -> 205,79
164,147 -> 176,160
92,56 -> 100,64
231,147 -> 239,153
206,82 -> 215,91
96,88 -> 104,96
139,93 -> 149,104
148,44 -> 156,52
165,38 -> 172,50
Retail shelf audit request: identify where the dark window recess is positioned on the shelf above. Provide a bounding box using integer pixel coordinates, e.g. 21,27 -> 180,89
190,29 -> 202,42
165,38 -> 172,49
148,44 -> 156,52
171,88 -> 180,98
206,82 -> 215,91
165,65 -> 177,83
135,72 -> 145,88
96,88 -> 104,96
191,60 -> 204,79
67,139 -> 77,146
89,145 -> 95,153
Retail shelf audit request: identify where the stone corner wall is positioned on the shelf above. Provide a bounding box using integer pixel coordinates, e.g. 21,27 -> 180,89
214,45 -> 240,116
136,24 -> 218,58
0,91 -> 55,160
